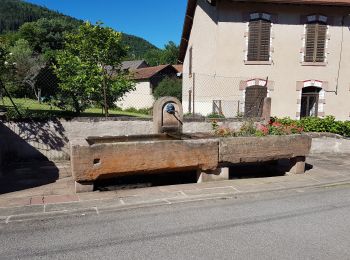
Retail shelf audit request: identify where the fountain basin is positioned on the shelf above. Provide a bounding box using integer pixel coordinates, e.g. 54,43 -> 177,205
219,135 -> 312,164
70,133 -> 219,183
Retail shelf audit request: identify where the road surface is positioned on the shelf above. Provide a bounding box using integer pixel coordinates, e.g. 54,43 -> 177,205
1,185 -> 349,259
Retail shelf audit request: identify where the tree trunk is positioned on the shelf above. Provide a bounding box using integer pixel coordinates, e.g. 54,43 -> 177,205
103,79 -> 108,117
38,88 -> 42,103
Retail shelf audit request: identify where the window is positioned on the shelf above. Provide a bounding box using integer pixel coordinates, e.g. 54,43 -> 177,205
247,13 -> 272,62
304,15 -> 328,63
300,87 -> 321,117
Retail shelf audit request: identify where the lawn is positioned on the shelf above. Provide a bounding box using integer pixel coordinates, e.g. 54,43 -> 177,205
1,97 -> 151,118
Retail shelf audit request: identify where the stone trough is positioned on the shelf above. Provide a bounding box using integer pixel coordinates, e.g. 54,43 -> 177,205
70,97 -> 312,193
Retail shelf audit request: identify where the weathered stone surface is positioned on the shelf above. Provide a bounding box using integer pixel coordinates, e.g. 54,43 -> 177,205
197,167 -> 229,183
71,136 -> 219,182
219,135 -> 312,164
153,97 -> 183,134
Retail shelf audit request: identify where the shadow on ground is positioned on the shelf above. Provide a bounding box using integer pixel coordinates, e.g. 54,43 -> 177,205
229,160 -> 314,179
0,161 -> 59,194
95,160 -> 315,192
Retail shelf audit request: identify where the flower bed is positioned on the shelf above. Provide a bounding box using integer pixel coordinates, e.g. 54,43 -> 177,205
212,120 -> 303,137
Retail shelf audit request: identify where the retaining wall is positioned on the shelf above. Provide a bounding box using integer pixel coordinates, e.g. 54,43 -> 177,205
0,118 -> 242,163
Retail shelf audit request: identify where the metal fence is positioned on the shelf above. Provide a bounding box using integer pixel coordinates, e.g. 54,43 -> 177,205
0,68 -> 270,120
182,73 -> 269,119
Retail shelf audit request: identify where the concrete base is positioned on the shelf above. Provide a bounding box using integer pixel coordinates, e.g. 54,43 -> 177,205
75,181 -> 94,193
197,167 -> 229,183
288,156 -> 306,174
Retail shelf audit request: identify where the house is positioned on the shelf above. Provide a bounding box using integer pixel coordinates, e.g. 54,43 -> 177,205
179,0 -> 350,120
117,64 -> 180,109
121,60 -> 149,71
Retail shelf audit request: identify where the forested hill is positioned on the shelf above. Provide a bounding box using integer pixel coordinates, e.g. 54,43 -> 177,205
0,0 -> 80,33
0,0 -> 158,58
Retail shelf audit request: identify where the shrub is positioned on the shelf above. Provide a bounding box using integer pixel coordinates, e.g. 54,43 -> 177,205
207,112 -> 225,119
274,116 -> 350,137
153,77 -> 182,101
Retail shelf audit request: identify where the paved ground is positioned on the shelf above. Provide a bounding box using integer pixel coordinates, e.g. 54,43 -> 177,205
0,184 -> 349,259
0,153 -> 350,222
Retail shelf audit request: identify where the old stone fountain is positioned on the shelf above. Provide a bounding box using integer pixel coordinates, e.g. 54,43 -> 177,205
70,97 -> 312,193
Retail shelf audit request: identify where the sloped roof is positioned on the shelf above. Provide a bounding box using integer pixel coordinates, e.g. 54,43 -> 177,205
179,0 -> 350,62
133,64 -> 172,80
121,60 -> 148,71
173,64 -> 183,73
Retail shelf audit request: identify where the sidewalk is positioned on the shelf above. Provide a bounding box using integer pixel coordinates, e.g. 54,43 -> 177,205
0,153 -> 350,223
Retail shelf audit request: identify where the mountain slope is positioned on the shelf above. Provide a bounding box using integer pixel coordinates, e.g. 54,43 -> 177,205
0,0 -> 158,57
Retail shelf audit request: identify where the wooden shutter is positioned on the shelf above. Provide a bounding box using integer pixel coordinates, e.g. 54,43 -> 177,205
305,23 -> 327,62
248,20 -> 271,61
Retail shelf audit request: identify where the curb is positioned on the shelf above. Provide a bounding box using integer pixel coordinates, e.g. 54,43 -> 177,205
1,179 -> 350,224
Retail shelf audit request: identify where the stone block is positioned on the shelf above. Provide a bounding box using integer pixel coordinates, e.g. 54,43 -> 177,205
289,156 -> 306,174
197,167 -> 229,183
70,136 -> 219,183
75,181 -> 94,193
219,135 -> 312,164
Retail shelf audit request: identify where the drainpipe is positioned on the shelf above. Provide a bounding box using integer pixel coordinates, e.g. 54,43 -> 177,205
333,14 -> 349,95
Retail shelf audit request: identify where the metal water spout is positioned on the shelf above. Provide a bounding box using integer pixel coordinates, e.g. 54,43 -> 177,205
165,103 -> 183,126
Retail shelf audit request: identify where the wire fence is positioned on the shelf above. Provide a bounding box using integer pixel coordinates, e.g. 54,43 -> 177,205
182,73 -> 269,119
0,68 -> 270,120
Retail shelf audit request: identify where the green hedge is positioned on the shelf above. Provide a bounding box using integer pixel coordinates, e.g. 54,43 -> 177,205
275,116 -> 350,137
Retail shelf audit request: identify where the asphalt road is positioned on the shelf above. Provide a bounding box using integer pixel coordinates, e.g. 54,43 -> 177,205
1,186 -> 350,260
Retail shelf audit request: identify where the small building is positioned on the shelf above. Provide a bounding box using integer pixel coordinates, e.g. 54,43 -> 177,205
121,60 -> 149,71
179,0 -> 350,120
118,64 -> 180,109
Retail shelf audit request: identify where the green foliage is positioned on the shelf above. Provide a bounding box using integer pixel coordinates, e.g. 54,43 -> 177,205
207,112 -> 225,119
123,107 -> 152,115
0,0 -> 160,62
122,34 -> 158,60
274,116 -> 350,137
0,42 -> 8,75
54,22 -> 135,115
0,0 -> 79,34
19,18 -> 78,55
7,39 -> 46,98
144,41 -> 180,66
53,51 -> 98,114
153,77 -> 182,101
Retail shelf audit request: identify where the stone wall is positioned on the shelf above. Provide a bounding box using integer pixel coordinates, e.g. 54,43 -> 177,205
307,133 -> 350,155
0,118 -> 242,163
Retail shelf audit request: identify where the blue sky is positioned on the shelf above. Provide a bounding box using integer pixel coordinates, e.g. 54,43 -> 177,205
24,0 -> 188,49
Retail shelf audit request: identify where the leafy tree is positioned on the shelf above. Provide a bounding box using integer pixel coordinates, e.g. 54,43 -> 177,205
161,41 -> 180,65
8,39 -> 46,100
0,43 -> 8,76
19,18 -> 78,56
144,41 -> 180,66
54,22 -> 135,115
153,77 -> 182,102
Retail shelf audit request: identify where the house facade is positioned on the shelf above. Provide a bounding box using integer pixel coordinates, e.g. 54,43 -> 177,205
179,0 -> 350,120
117,64 -> 180,109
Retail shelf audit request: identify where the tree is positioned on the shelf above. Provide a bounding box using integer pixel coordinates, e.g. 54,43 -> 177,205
144,41 -> 180,66
8,39 -> 46,100
54,22 -> 135,115
19,18 -> 78,57
161,41 -> 180,65
153,77 -> 182,102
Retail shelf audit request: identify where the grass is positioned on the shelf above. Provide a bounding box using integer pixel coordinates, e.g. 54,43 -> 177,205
1,97 -> 151,118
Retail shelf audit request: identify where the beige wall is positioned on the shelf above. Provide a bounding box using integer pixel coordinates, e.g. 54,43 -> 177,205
183,0 -> 350,120
118,81 -> 154,109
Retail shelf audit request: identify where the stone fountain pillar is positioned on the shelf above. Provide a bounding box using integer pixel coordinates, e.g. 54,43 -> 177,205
153,97 -> 183,134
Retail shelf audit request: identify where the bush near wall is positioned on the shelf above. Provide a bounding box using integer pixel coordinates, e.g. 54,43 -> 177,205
274,116 -> 350,137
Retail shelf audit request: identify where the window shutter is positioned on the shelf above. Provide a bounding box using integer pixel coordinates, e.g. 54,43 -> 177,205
248,20 -> 271,61
305,23 -> 327,62
315,24 -> 327,62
